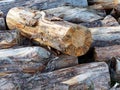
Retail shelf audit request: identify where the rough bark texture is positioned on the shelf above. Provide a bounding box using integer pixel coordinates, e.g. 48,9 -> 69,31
44,6 -> 103,23
89,26 -> 120,47
0,30 -> 20,49
0,46 -> 51,75
6,7 -> 92,56
94,45 -> 120,61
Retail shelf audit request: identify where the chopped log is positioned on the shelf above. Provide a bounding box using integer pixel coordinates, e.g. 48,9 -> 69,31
6,7 -> 92,56
89,26 -> 120,47
88,0 -> 119,9
44,6 -> 103,23
0,30 -> 20,49
0,47 -> 51,74
25,62 -> 110,90
101,15 -> 119,26
94,45 -> 120,61
44,55 -> 78,72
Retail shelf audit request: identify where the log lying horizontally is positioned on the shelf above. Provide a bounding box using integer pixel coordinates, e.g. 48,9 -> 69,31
44,6 -> 103,23
0,30 -> 20,49
94,45 -> 120,61
23,62 -> 110,90
0,46 -> 51,74
6,7 -> 92,56
89,26 -> 120,47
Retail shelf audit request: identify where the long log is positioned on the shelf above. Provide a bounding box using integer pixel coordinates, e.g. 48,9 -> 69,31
0,47 -> 51,74
44,6 -> 103,23
0,30 -> 20,49
6,7 -> 92,56
24,62 -> 110,90
89,26 -> 120,47
94,45 -> 120,61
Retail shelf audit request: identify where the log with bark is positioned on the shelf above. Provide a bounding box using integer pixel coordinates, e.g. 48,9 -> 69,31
0,18 -> 6,30
88,0 -> 119,9
11,62 -> 110,90
44,6 -> 103,23
94,45 -> 120,61
0,46 -> 51,75
89,26 -> 120,47
0,30 -> 20,49
6,7 -> 92,56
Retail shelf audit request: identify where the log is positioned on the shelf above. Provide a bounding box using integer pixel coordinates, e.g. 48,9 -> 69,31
6,7 -> 92,56
44,55 -> 78,72
88,0 -> 119,9
0,18 -> 6,30
101,15 -> 119,26
24,62 -> 110,90
44,6 -> 103,23
89,26 -> 120,47
0,30 -> 20,49
94,45 -> 120,61
0,46 -> 51,74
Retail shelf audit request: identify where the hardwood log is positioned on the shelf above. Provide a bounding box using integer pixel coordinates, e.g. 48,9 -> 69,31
89,26 -> 120,47
0,47 -> 51,74
26,62 -> 110,90
6,7 -> 92,56
0,30 -> 20,49
94,45 -> 120,61
44,6 -> 103,23
44,55 -> 78,72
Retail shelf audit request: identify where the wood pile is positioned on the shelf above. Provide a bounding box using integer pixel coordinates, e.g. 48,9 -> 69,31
0,0 -> 120,90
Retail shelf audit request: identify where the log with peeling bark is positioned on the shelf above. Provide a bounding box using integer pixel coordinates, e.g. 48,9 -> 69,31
6,7 -> 92,56
0,46 -> 51,74
88,0 -> 119,9
44,55 -> 78,72
44,6 -> 103,23
94,45 -> 120,61
18,62 -> 110,90
0,30 -> 20,49
89,26 -> 120,47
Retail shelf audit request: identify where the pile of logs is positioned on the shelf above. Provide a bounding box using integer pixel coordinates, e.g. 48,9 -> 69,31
0,0 -> 120,90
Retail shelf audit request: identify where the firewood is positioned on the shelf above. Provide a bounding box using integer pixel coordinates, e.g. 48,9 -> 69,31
0,46 -> 51,74
44,55 -> 78,72
0,30 -> 20,49
0,18 -> 6,30
101,15 -> 119,26
89,26 -> 120,47
25,62 -> 110,90
6,7 -> 92,56
94,45 -> 120,61
44,6 -> 103,23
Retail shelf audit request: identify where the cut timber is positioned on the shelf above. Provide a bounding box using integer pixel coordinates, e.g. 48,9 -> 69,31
6,7 -> 92,56
101,15 -> 119,26
0,18 -> 6,30
0,30 -> 20,49
94,45 -> 120,61
26,62 -> 110,90
89,26 -> 120,47
44,6 -> 103,23
0,47 -> 51,74
88,0 -> 119,9
44,55 -> 78,72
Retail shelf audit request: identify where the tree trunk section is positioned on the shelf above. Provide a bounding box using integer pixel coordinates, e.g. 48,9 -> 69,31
6,7 -> 92,56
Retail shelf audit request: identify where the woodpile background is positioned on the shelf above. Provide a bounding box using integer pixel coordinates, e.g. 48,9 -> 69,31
0,0 -> 120,90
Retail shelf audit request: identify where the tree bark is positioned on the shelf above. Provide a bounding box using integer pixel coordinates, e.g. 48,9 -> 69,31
89,26 -> 120,47
44,6 -> 103,23
0,30 -> 20,49
6,7 -> 92,56
94,45 -> 120,61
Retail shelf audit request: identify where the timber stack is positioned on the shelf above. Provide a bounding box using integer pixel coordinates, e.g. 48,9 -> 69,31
0,0 -> 120,90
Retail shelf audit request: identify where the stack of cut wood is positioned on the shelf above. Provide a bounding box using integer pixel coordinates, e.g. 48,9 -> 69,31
0,0 -> 120,89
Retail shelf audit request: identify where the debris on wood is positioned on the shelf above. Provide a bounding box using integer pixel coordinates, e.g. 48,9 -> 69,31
94,45 -> 120,61
6,7 -> 92,56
